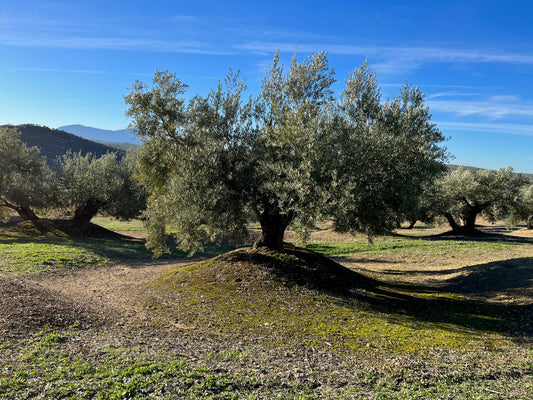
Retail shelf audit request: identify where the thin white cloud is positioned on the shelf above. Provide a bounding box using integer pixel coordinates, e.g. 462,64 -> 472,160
381,83 -> 479,91
436,121 -> 533,136
426,91 -> 483,99
236,42 -> 533,66
428,98 -> 533,119
0,33 -> 232,55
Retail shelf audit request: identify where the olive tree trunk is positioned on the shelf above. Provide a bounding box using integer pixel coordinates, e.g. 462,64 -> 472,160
444,212 -> 460,231
254,211 -> 291,251
72,199 -> 102,228
0,199 -> 39,222
461,208 -> 479,231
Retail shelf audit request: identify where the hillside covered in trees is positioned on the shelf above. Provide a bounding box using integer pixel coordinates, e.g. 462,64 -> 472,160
2,124 -> 125,168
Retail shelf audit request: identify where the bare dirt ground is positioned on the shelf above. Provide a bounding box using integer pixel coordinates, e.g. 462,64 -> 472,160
24,258 -> 199,333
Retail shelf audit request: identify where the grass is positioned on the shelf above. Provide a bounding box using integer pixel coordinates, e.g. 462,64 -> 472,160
305,237 -> 520,257
0,219 -> 243,275
0,241 -> 108,273
0,227 -> 151,274
150,247 -> 531,354
92,216 -> 145,232
0,330 -> 270,400
1,219 -> 532,398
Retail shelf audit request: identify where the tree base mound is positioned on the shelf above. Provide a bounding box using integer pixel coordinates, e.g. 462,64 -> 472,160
159,245 -> 376,295
148,246 -> 379,344
1,218 -> 126,239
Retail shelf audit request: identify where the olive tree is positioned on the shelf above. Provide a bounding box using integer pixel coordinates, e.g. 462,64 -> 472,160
125,52 -> 446,255
432,167 -> 528,231
523,185 -> 533,229
0,126 -> 52,221
509,184 -> 533,229
53,151 -> 145,229
127,54 -> 335,253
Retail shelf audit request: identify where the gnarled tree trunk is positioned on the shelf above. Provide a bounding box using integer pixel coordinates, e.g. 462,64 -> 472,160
0,199 -> 39,222
254,210 -> 291,251
461,208 -> 479,231
459,197 -> 482,231
17,206 -> 39,222
444,212 -> 460,231
72,199 -> 102,229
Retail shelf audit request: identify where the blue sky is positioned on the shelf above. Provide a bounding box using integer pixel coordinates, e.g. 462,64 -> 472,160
1,0 -> 532,172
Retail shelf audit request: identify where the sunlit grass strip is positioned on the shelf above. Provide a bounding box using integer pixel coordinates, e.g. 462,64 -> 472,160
0,242 -> 108,274
0,331 -> 263,400
92,217 -> 145,232
306,238 -> 520,257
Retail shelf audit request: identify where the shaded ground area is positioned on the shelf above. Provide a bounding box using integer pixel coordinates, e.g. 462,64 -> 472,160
0,217 -> 128,239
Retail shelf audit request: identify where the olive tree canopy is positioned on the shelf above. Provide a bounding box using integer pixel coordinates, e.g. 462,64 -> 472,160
0,127 -> 51,221
53,151 -> 145,229
331,63 -> 447,239
125,52 -> 447,255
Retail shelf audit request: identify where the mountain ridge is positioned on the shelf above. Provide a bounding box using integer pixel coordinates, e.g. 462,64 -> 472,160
3,124 -> 125,168
58,124 -> 139,145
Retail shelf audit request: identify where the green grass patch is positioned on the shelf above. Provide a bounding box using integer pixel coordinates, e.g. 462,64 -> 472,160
0,331 -> 268,400
2,327 -> 531,399
0,220 -> 245,275
0,242 -> 108,273
306,237 -> 521,258
0,221 -> 153,274
92,217 -> 146,232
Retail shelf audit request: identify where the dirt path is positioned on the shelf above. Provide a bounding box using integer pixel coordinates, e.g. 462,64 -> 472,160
26,259 -> 201,330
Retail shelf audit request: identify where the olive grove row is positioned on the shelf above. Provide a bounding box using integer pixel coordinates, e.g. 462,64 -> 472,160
1,53 -> 531,252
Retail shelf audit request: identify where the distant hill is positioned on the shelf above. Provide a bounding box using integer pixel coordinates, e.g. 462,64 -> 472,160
58,124 -> 140,145
4,124 -> 125,168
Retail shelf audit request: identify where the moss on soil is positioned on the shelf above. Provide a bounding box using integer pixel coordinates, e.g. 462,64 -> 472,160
149,246 -> 528,355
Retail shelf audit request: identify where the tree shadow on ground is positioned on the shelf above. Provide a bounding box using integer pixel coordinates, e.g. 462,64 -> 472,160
396,228 -> 532,245
239,246 -> 533,339
0,219 -> 237,270
347,258 -> 533,338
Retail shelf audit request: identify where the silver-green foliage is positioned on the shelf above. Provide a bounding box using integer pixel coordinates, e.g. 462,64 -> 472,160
0,127 -> 51,221
432,167 -> 529,229
332,63 -> 447,239
125,52 -> 447,255
510,184 -> 533,229
53,151 -> 145,225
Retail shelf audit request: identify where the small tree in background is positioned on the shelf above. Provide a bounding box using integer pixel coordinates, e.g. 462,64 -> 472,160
53,151 -> 145,230
523,185 -> 533,229
432,167 -> 528,231
0,127 -> 52,221
510,184 -> 533,229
